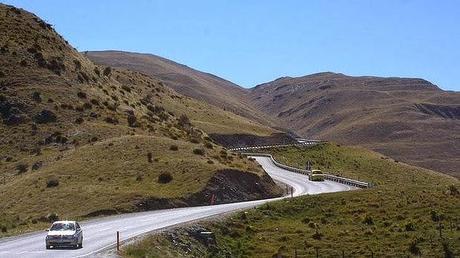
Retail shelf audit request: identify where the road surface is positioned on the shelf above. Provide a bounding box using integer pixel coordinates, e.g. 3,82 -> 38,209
0,156 -> 356,258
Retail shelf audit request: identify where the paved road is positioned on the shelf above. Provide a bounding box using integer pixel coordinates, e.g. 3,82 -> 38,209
0,156 -> 355,258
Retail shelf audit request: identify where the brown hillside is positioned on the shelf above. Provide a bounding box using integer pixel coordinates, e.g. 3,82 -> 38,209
0,3 -> 281,236
86,50 -> 276,127
249,72 -> 460,177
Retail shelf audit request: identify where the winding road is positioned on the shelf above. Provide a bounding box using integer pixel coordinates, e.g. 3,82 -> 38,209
0,156 -> 356,258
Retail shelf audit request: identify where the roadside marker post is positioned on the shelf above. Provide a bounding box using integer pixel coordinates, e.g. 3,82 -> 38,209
116,231 -> 120,252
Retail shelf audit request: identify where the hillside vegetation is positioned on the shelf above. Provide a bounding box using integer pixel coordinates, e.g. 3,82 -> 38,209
0,4 -> 281,237
250,72 -> 460,178
123,144 -> 460,257
87,50 -> 276,128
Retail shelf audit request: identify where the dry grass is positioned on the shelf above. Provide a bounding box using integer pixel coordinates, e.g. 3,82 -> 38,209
123,144 -> 460,257
0,3 -> 278,237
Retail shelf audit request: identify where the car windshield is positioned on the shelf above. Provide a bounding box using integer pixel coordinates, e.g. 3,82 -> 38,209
50,223 -> 75,231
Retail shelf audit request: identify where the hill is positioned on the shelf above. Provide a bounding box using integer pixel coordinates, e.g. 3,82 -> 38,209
86,50 -> 276,127
122,144 -> 460,257
249,72 -> 460,177
0,3 -> 281,237
86,54 -> 459,178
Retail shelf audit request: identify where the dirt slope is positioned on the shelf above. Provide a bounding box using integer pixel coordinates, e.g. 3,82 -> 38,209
249,72 -> 460,177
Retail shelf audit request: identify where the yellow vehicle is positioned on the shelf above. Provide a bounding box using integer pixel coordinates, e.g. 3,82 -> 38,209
309,170 -> 325,181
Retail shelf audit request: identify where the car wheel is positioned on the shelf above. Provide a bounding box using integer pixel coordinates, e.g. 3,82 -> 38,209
46,245 -> 51,250
78,243 -> 83,248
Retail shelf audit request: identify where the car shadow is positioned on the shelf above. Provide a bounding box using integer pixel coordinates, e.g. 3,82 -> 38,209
48,246 -> 82,250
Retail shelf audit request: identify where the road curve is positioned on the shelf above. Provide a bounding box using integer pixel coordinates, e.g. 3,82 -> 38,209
0,156 -> 356,258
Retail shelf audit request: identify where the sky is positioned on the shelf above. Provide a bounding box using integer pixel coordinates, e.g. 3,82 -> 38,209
3,0 -> 460,91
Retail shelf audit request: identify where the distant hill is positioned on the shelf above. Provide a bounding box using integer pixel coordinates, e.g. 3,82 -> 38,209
249,72 -> 460,177
87,51 -> 460,178
86,50 -> 275,126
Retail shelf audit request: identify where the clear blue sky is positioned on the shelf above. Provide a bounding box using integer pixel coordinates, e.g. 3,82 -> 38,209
3,0 -> 460,91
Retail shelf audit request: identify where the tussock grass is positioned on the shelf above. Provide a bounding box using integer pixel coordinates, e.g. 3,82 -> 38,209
123,143 -> 460,257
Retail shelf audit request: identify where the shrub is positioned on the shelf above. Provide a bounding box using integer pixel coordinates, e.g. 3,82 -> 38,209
169,145 -> 178,151
409,239 -> 421,256
83,103 -> 92,109
147,152 -> 153,163
31,91 -> 41,102
94,67 -> 100,76
104,117 -> 118,124
204,142 -> 213,149
32,161 -> 43,170
33,109 -> 57,124
178,114 -> 191,128
77,92 -> 87,99
16,162 -> 28,174
46,177 -> 59,188
121,85 -> 131,93
73,59 -> 81,70
158,172 -> 173,184
47,58 -> 66,75
1,225 -> 6,233
103,66 -> 112,76
312,229 -> 323,240
90,99 -> 99,106
442,240 -> 455,258
404,221 -> 416,231
301,217 -> 310,224
127,114 -> 138,127
193,148 -> 205,155
190,138 -> 200,144
75,117 -> 84,124
363,215 -> 374,225
46,213 -> 59,222
448,185 -> 459,196
207,160 -> 214,164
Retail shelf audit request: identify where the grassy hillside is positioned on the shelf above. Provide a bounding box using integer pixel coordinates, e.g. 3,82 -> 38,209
123,144 -> 460,257
249,72 -> 460,178
0,4 -> 281,237
86,51 -> 277,128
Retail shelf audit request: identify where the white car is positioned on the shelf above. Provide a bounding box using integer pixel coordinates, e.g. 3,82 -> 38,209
45,221 -> 83,249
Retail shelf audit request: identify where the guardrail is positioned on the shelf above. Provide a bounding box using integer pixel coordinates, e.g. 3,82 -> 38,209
241,153 -> 372,188
229,141 -> 323,151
